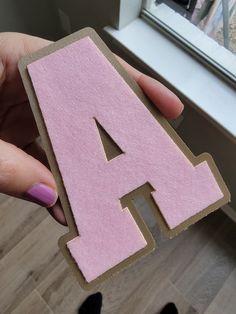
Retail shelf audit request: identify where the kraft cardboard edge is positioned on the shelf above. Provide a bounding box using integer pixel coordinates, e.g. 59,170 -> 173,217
18,27 -> 231,290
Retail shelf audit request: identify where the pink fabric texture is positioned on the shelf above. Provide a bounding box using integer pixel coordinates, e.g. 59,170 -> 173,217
27,37 -> 223,282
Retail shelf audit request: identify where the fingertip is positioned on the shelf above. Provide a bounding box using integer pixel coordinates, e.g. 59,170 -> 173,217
48,201 -> 67,226
165,97 -> 184,120
138,74 -> 184,120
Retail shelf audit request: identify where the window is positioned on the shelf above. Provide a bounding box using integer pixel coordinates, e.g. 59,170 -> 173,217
142,0 -> 236,83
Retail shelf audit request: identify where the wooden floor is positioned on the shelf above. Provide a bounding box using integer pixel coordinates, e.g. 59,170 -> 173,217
0,193 -> 235,314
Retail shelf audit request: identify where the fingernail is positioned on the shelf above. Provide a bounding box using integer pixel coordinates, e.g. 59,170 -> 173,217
24,183 -> 58,207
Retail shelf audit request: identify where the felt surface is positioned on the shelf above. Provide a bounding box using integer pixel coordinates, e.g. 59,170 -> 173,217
27,37 -> 224,282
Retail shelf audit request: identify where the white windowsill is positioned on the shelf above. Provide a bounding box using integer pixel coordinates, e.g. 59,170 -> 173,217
104,18 -> 236,141
143,3 -> 236,80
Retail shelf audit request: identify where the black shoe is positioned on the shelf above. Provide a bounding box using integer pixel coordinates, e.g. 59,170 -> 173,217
160,302 -> 178,314
173,0 -> 189,5
78,292 -> 103,314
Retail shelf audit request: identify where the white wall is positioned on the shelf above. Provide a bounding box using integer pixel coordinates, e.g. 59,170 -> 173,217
53,0 -> 142,36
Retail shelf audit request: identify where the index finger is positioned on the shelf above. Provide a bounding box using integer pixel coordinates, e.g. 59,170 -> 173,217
115,55 -> 184,120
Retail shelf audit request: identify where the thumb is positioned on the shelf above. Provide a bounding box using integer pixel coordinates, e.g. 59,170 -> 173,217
0,139 -> 58,207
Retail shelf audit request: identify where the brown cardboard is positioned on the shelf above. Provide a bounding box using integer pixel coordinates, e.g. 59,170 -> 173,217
18,27 -> 230,290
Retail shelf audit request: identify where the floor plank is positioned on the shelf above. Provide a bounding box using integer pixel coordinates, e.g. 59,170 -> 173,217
174,219 -> 236,313
205,268 -> 236,314
0,197 -> 47,258
37,259 -> 86,314
0,196 -> 235,314
12,290 -> 53,314
0,210 -> 65,313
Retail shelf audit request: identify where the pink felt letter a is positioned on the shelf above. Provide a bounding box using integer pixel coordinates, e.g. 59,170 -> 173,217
27,37 -> 223,282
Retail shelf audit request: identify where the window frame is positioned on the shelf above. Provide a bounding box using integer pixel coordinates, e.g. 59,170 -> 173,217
141,1 -> 236,86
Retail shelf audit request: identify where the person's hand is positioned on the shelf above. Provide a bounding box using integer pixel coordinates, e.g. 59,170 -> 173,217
0,32 -> 184,225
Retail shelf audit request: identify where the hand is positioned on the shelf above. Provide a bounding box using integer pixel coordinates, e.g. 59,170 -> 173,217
0,32 -> 183,225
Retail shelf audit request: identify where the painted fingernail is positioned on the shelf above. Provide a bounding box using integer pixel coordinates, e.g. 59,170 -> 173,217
24,183 -> 58,207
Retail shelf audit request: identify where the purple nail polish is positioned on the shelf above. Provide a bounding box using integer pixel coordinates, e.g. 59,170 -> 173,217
24,183 -> 58,207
